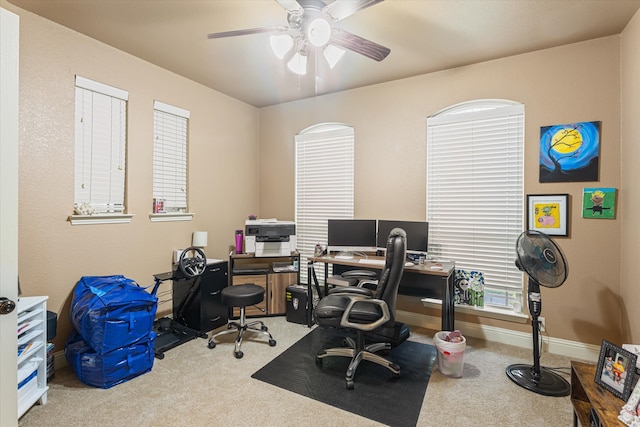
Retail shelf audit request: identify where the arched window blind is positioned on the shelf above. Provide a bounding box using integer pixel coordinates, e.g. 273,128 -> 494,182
295,123 -> 354,284
427,100 -> 524,309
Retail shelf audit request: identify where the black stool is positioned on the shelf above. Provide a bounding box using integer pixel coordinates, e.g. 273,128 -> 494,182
207,283 -> 276,358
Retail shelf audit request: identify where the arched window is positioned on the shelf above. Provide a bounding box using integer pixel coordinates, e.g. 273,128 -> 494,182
295,123 -> 354,284
427,100 -> 524,309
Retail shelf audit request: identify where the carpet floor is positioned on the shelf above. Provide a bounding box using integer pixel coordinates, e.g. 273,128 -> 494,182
252,328 -> 437,427
17,317 -> 579,426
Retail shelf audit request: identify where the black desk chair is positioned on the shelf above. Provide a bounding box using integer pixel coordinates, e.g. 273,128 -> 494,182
207,283 -> 276,358
314,228 -> 410,389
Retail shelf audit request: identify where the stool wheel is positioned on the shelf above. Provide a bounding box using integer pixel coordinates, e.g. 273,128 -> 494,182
261,325 -> 268,331
346,380 -> 355,390
269,339 -> 276,347
234,351 -> 244,359
208,341 -> 216,349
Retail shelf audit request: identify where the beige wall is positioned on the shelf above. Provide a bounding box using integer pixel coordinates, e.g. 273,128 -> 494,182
259,36 -> 625,346
5,0 -> 638,349
620,9 -> 640,343
2,2 -> 260,349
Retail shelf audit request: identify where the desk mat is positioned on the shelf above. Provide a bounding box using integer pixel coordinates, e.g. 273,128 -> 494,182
252,327 -> 436,427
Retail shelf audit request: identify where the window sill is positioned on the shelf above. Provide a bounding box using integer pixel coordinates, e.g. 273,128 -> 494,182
68,214 -> 134,225
421,298 -> 529,323
149,212 -> 193,222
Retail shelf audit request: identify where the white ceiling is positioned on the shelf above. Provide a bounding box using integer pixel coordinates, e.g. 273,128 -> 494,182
9,0 -> 640,108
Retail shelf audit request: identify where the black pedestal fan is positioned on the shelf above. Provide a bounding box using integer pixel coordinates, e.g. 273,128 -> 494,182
506,230 -> 570,397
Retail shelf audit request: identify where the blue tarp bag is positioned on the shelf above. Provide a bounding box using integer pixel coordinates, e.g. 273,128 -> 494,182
69,275 -> 158,353
65,330 -> 155,389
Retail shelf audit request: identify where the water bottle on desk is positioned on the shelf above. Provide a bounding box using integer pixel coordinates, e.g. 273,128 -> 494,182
235,230 -> 243,254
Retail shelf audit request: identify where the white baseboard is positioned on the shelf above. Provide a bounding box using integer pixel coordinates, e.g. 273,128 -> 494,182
397,310 -> 601,363
53,350 -> 68,370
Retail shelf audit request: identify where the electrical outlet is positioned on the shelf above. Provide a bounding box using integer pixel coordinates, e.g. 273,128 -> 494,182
538,317 -> 546,332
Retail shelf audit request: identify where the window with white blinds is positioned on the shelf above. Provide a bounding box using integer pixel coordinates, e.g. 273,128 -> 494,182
427,100 -> 524,309
295,123 -> 355,284
153,101 -> 189,214
74,76 -> 128,214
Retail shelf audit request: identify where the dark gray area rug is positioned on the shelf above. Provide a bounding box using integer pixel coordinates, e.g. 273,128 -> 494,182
251,327 -> 436,427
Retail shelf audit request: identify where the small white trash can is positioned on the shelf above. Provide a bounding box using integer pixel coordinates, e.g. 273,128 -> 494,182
434,331 -> 466,378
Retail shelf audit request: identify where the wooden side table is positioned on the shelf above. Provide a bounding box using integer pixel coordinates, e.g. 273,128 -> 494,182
571,360 -> 624,426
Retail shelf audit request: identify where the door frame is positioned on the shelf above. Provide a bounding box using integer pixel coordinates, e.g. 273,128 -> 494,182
1,7 -> 20,427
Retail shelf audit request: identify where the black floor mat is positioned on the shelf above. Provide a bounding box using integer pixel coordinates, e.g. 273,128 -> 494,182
252,328 -> 436,427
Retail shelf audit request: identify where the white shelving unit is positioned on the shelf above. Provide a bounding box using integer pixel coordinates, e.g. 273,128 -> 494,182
17,296 -> 49,418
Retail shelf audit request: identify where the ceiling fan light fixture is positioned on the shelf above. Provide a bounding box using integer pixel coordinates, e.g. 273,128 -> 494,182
323,44 -> 345,69
270,34 -> 294,59
287,51 -> 308,75
307,17 -> 331,47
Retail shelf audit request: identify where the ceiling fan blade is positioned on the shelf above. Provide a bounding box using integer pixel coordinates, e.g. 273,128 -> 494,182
330,28 -> 390,62
275,0 -> 304,15
324,0 -> 384,22
207,26 -> 288,39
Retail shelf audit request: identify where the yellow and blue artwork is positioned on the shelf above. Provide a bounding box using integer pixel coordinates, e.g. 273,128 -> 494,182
539,121 -> 600,182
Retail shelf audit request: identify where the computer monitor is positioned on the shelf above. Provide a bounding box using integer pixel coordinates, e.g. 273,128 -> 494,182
327,219 -> 378,254
377,220 -> 429,254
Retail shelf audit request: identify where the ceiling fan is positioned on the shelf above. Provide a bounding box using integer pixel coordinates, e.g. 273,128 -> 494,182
207,0 -> 390,75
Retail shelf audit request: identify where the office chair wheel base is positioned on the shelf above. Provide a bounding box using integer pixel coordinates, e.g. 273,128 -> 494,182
208,341 -> 216,349
269,339 -> 276,347
234,351 -> 244,359
346,380 -> 355,390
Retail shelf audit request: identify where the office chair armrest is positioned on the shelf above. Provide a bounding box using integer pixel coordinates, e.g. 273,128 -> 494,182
356,279 -> 378,291
339,296 -> 390,331
328,286 -> 373,297
341,269 -> 378,280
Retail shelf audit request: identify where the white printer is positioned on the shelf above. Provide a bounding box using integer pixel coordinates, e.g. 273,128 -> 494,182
244,219 -> 296,257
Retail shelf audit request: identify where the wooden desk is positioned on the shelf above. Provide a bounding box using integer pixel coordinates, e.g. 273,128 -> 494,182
313,255 -> 456,331
571,360 -> 625,427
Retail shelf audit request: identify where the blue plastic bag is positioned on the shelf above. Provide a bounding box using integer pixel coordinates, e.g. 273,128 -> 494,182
70,275 -> 158,353
66,330 -> 155,389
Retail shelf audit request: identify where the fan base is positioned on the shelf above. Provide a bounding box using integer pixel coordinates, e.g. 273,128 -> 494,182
506,364 -> 570,397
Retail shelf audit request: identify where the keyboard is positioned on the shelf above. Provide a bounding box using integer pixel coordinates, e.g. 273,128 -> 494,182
358,259 -> 384,265
358,259 -> 414,267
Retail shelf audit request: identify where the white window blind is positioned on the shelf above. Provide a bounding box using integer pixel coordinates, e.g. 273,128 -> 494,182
427,100 -> 524,309
153,101 -> 189,213
74,76 -> 128,214
295,124 -> 355,285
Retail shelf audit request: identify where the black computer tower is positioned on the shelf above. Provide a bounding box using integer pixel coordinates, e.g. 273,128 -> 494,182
285,284 -> 308,325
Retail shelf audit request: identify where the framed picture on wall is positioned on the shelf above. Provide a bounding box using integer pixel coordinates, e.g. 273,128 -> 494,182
582,187 -> 617,219
526,194 -> 569,236
594,339 -> 637,401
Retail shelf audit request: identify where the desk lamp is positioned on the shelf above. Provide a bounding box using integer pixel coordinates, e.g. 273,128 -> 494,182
192,231 -> 208,249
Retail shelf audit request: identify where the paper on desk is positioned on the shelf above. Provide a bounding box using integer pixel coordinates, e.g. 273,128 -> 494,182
622,344 -> 640,369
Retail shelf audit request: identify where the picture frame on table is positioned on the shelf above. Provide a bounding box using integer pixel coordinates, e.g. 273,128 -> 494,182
526,194 -> 569,237
594,339 -> 637,401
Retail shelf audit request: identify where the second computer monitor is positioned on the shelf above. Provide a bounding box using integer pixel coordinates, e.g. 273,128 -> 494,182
377,220 -> 429,254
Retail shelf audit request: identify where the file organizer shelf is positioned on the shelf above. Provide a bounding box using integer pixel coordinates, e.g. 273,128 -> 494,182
17,296 -> 49,418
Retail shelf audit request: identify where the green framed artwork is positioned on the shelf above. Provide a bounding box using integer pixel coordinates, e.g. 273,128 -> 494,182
582,188 -> 616,219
